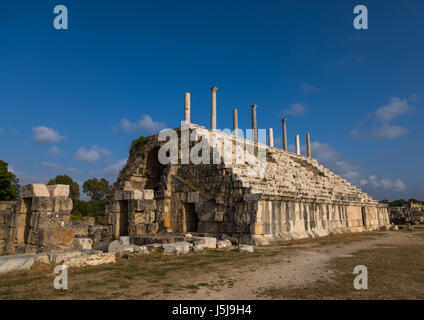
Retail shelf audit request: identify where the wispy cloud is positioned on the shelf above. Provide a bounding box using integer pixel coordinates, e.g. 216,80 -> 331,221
48,146 -> 62,156
33,126 -> 65,144
301,83 -> 319,94
74,146 -> 111,163
350,96 -> 415,140
41,161 -> 61,169
280,103 -> 307,116
292,140 -> 407,199
115,115 -> 166,134
93,159 -> 127,178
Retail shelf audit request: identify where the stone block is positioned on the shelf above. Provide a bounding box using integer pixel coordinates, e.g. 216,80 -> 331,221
162,242 -> 189,255
237,244 -> 254,253
217,239 -> 232,249
0,254 -> 35,274
107,240 -> 123,253
31,197 -> 53,212
47,184 -> 70,198
187,192 -> 199,203
74,238 -> 93,250
191,236 -> 217,249
20,184 -> 50,198
119,236 -> 130,245
143,190 -> 155,200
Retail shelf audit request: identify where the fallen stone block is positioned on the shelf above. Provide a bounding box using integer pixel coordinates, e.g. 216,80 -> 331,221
35,253 -> 50,265
391,225 -> 399,231
0,254 -> 35,274
48,251 -> 82,264
191,236 -> 217,249
74,238 -> 93,250
47,184 -> 70,198
20,184 -> 50,198
107,240 -> 124,253
237,244 -> 254,253
192,244 -> 204,252
119,236 -> 130,245
143,189 -> 154,200
162,242 -> 190,255
64,252 -> 116,268
217,239 -> 232,249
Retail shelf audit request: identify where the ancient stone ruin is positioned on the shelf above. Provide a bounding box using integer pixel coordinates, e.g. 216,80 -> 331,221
105,88 -> 391,246
0,87 -> 393,274
0,184 -> 74,255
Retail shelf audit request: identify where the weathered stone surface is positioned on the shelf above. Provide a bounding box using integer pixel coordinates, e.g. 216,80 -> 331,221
162,242 -> 190,255
107,240 -> 123,253
191,237 -> 217,249
237,244 -> 254,253
74,238 -> 93,250
0,254 -> 35,274
20,184 -> 50,198
217,239 -> 232,249
119,236 -> 130,245
143,190 -> 155,200
105,123 -> 390,245
47,184 -> 70,198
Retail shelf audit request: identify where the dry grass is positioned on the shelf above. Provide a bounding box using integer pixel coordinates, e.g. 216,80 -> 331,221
256,243 -> 424,299
0,230 -> 422,300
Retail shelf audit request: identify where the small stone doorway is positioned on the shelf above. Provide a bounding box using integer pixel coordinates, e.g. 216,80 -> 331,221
184,203 -> 198,233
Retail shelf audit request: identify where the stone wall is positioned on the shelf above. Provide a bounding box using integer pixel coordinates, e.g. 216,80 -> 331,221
6,184 -> 75,254
0,201 -> 15,255
106,124 -> 390,245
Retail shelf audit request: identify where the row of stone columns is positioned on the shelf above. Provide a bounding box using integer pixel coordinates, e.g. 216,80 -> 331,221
183,88 -> 311,158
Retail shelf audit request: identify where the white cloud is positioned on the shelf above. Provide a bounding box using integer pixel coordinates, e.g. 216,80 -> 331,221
117,115 -> 166,133
98,159 -> 127,178
301,83 -> 319,94
280,103 -> 307,116
374,97 -> 414,123
74,146 -> 111,163
350,96 -> 415,140
41,161 -> 61,169
33,126 -> 65,144
299,141 -> 407,199
48,146 -> 62,156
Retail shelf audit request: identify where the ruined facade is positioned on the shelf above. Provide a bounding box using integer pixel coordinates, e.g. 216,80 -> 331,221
0,184 -> 74,254
106,122 -> 390,245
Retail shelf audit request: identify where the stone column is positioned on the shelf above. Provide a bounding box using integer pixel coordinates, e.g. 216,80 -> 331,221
268,128 -> 274,147
184,92 -> 190,123
211,86 -> 218,130
282,118 -> 287,151
295,135 -> 300,155
251,104 -> 258,143
306,132 -> 311,158
233,109 -> 238,134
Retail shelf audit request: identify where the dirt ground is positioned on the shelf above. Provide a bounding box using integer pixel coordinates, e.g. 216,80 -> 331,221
1,227 -> 424,300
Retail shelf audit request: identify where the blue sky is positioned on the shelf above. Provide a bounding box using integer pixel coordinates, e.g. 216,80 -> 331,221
0,0 -> 423,200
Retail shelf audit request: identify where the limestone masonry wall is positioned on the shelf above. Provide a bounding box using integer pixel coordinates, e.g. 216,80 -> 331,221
105,124 -> 390,245
1,184 -> 75,255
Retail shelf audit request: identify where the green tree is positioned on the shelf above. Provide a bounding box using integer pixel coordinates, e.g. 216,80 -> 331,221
47,174 -> 80,200
82,178 -> 110,200
0,160 -> 19,200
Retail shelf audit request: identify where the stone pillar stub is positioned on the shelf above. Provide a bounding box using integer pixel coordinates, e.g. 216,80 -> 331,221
184,92 -> 190,123
251,104 -> 258,143
307,132 -> 311,158
295,134 -> 300,155
233,109 -> 238,134
282,118 -> 287,151
268,128 -> 274,147
211,86 -> 218,130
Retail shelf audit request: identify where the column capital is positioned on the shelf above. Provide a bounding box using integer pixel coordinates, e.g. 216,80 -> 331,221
211,86 -> 218,92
